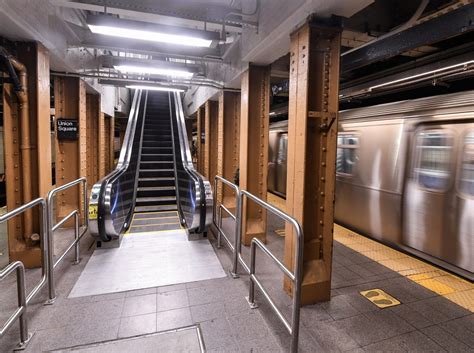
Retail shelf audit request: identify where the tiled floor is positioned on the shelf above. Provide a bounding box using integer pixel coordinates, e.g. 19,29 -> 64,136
1,212 -> 473,352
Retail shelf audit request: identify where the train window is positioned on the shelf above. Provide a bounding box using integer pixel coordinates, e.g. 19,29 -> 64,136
337,134 -> 358,175
414,131 -> 453,191
458,132 -> 474,197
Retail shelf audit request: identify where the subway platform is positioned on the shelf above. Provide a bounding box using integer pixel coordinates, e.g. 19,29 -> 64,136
0,196 -> 472,353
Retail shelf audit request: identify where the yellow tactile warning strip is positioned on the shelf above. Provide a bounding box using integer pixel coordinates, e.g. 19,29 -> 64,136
335,224 -> 474,312
360,289 -> 401,308
126,211 -> 183,235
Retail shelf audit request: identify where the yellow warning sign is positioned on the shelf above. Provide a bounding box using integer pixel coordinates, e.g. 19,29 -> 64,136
88,204 -> 98,220
360,289 -> 401,308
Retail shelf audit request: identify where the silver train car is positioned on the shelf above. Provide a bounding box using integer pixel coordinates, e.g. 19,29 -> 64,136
268,91 -> 473,280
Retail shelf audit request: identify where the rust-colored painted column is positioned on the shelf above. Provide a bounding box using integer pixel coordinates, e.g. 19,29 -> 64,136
284,20 -> 342,305
239,64 -> 270,245
55,77 -> 87,225
86,93 -> 100,187
204,100 -> 218,182
3,42 -> 52,267
217,91 -> 240,209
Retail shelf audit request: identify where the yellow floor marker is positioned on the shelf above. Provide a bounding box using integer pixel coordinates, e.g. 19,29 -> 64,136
360,289 -> 401,308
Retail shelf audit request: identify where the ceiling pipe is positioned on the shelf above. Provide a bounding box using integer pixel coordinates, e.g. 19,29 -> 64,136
0,47 -> 38,243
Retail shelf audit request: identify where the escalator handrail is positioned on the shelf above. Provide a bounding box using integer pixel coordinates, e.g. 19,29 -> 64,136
96,89 -> 144,241
170,92 -> 207,232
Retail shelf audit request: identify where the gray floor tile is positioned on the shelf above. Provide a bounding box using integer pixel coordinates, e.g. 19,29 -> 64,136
190,301 -> 226,322
200,317 -> 238,350
124,287 -> 157,297
321,294 -> 361,320
391,304 -> 434,329
439,316 -> 474,348
306,319 -> 361,352
363,330 -> 445,353
118,313 -> 157,338
156,289 -> 189,312
238,335 -> 284,353
156,307 -> 193,331
157,283 -> 186,293
422,325 -> 472,352
227,311 -> 269,341
334,310 -> 415,346
122,293 -> 157,317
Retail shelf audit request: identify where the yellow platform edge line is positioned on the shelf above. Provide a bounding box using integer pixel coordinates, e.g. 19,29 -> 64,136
334,223 -> 474,313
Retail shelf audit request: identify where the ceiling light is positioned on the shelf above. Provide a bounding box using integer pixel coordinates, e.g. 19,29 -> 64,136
88,24 -> 213,48
115,65 -> 194,78
126,85 -> 184,92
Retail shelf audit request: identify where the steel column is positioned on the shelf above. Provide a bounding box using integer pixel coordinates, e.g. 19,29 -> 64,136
217,91 -> 240,210
204,100 -> 218,183
54,77 -> 87,226
239,64 -> 270,245
196,105 -> 205,174
284,20 -> 342,304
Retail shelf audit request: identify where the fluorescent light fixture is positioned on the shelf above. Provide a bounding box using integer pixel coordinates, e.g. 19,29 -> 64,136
88,24 -> 213,48
115,65 -> 194,78
126,85 -> 184,92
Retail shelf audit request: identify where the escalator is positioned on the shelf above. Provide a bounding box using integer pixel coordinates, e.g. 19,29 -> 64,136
89,89 -> 212,242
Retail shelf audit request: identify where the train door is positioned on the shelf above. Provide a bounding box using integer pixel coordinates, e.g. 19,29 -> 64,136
403,121 -> 473,272
455,130 -> 474,272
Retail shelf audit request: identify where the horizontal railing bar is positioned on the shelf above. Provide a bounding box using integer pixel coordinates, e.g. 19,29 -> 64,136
240,190 -> 302,236
250,274 -> 292,333
238,253 -> 250,274
252,238 -> 295,281
215,175 -> 239,193
47,177 -> 86,196
52,210 -> 77,232
0,261 -> 28,346
0,198 -> 45,223
47,177 -> 88,304
219,204 -> 236,220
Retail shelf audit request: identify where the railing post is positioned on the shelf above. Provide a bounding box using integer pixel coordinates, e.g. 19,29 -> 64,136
46,191 -> 56,305
73,212 -> 80,265
16,265 -> 28,347
231,191 -> 243,278
247,241 -> 258,309
217,206 -> 222,248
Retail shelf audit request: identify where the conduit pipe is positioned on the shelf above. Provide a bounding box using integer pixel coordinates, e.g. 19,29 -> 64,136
0,47 -> 36,242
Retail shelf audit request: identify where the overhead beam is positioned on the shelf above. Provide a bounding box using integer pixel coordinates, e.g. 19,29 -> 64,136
51,0 -> 247,33
341,3 -> 474,73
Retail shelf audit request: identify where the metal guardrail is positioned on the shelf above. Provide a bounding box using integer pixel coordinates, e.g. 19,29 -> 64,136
46,177 -> 88,303
0,197 -> 49,350
212,176 -> 303,353
240,190 -> 303,353
213,176 -> 241,277
0,198 -> 49,306
0,261 -> 31,350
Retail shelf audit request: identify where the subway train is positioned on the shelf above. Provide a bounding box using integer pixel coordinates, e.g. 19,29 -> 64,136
268,91 -> 473,280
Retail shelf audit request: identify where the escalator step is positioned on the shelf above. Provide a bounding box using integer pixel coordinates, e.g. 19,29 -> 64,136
139,169 -> 175,178
140,154 -> 173,162
140,161 -> 174,169
138,177 -> 175,187
134,205 -> 178,213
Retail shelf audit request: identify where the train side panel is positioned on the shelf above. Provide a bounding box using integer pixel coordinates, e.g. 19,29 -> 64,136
335,120 -> 407,245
